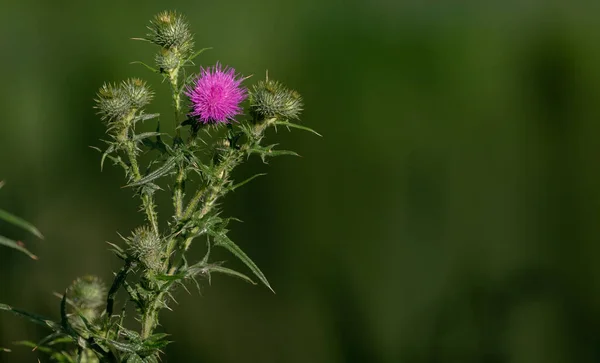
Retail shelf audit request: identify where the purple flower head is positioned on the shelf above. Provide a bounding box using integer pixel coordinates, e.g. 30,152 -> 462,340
186,63 -> 247,124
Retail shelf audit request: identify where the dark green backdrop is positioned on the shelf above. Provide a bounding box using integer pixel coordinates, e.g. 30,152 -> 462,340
2,1 -> 600,362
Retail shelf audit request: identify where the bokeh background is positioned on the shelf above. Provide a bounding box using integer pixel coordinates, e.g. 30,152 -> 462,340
2,1 -> 600,362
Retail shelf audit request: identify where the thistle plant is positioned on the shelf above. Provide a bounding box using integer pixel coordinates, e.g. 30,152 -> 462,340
0,10 -> 318,362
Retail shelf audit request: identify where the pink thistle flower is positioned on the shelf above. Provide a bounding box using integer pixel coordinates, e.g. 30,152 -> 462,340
186,63 -> 247,124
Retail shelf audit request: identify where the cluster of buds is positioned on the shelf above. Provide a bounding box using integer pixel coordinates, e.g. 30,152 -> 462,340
146,11 -> 194,73
249,76 -> 303,123
95,78 -> 153,143
67,276 -> 107,331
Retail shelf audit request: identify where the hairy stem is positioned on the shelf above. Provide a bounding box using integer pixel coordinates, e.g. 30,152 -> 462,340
125,133 -> 159,234
173,165 -> 185,219
141,307 -> 158,340
170,66 -> 185,221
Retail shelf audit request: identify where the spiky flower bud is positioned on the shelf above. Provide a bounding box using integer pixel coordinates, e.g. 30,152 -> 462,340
68,275 -> 107,310
67,276 -> 106,334
155,48 -> 180,72
122,78 -> 153,109
95,83 -> 130,122
147,11 -> 193,55
127,227 -> 162,272
95,79 -> 153,123
249,77 -> 303,121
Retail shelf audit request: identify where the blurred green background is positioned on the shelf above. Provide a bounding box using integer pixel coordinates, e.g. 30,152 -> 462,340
2,0 -> 600,362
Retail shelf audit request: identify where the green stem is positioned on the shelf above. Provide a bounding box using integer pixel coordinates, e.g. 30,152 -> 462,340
126,135 -> 159,235
169,67 -> 181,137
173,166 -> 185,219
169,67 -> 185,221
141,306 -> 158,340
140,66 -> 186,340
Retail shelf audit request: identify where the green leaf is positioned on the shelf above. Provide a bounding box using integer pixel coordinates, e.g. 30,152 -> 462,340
14,340 -> 55,354
266,149 -> 299,157
212,233 -> 274,293
154,273 -> 186,282
0,303 -> 61,331
102,339 -> 139,354
107,260 -> 134,316
60,292 -> 79,338
185,47 -> 212,64
38,332 -> 72,347
0,181 -> 5,190
191,263 -> 256,285
130,61 -> 159,73
246,144 -> 299,162
144,354 -> 160,363
133,132 -> 163,143
125,157 -> 178,188
126,354 -> 144,363
133,113 -> 160,123
0,208 -> 43,239
274,120 -> 322,137
228,173 -> 267,192
0,235 -> 37,259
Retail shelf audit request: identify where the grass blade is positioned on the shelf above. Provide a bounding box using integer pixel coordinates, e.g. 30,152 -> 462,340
0,208 -> 43,239
0,235 -> 37,259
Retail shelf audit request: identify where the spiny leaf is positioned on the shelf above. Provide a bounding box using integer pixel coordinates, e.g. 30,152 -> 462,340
0,208 -> 43,239
228,173 -> 267,192
154,273 -> 185,282
265,149 -> 299,157
133,132 -> 163,143
0,235 -> 37,259
246,143 -> 299,162
133,113 -> 160,123
101,339 -> 139,354
212,233 -> 274,293
130,61 -> 159,73
191,263 -> 256,285
126,354 -> 144,363
0,303 -> 61,331
185,47 -> 212,64
107,260 -> 134,316
60,292 -> 79,338
37,332 -> 71,347
14,340 -> 54,353
274,120 -> 322,137
125,157 -> 178,188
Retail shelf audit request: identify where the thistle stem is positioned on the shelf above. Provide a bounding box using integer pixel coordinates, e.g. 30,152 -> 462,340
126,137 -> 159,235
174,166 -> 185,219
170,66 -> 185,220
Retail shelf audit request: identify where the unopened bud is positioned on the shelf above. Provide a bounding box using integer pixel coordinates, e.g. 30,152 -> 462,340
127,227 -> 162,272
147,11 -> 194,55
122,78 -> 153,109
249,77 -> 303,121
68,275 -> 106,310
95,83 -> 130,122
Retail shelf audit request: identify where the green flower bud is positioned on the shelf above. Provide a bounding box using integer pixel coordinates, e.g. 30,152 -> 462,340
68,275 -> 107,311
67,276 -> 106,337
127,227 -> 162,272
95,83 -> 130,122
155,48 -> 180,72
122,78 -> 153,109
147,11 -> 194,55
249,77 -> 303,121
95,79 -> 153,123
